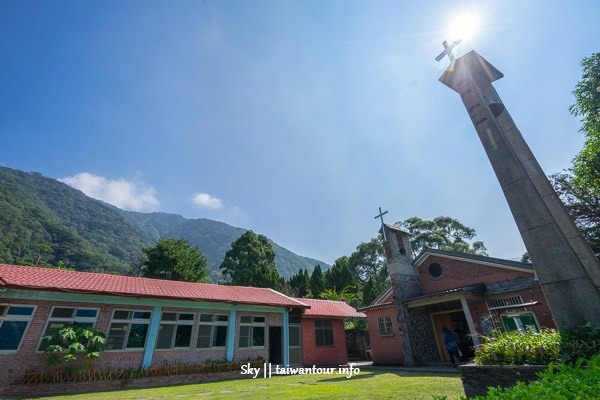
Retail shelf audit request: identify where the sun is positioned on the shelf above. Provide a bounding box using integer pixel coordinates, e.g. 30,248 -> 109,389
446,9 -> 482,43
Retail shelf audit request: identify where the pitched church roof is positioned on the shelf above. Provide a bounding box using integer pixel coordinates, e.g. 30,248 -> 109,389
413,248 -> 534,272
0,264 -> 309,309
361,248 -> 536,311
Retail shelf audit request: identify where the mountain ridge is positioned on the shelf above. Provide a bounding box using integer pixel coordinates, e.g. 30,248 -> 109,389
0,166 -> 329,281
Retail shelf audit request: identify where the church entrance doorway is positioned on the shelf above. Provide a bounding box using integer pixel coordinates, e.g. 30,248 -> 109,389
431,310 -> 475,362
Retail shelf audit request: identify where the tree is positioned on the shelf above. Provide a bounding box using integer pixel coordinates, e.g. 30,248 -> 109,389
551,170 -> 600,255
569,52 -> 600,195
220,230 -> 281,289
319,286 -> 361,306
288,268 -> 311,298
325,256 -> 355,291
397,216 -> 488,257
362,277 -> 380,306
142,238 -> 209,282
310,264 -> 326,298
346,237 -> 390,307
348,237 -> 387,284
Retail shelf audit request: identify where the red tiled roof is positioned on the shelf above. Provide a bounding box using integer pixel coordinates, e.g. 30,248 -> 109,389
294,298 -> 365,318
0,264 -> 308,309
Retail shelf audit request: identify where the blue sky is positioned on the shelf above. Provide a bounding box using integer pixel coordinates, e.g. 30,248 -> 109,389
1,0 -> 597,265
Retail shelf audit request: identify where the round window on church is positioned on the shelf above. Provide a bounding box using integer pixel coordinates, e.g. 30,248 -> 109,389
428,262 -> 443,278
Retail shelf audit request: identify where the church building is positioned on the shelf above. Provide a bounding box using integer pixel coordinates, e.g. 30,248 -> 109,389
361,224 -> 556,365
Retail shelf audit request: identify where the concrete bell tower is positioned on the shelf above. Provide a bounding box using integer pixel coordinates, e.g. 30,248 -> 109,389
381,224 -> 424,366
438,49 -> 600,330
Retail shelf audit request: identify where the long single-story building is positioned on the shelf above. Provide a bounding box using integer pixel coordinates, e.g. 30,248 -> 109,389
0,264 -> 364,395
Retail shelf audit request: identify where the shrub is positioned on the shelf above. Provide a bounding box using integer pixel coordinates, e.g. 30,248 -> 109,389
474,354 -> 600,399
474,328 -> 560,365
43,324 -> 106,370
559,322 -> 600,365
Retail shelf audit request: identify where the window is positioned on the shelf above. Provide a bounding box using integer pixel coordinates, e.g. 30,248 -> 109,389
238,316 -> 265,348
0,304 -> 36,352
289,324 -> 302,365
378,316 -> 394,336
501,312 -> 539,333
428,262 -> 443,278
196,313 -> 229,348
38,307 -> 98,351
106,310 -> 152,350
156,312 -> 194,349
315,320 -> 334,347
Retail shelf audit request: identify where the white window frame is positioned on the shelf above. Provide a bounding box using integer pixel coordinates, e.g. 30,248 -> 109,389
500,312 -> 540,334
196,313 -> 229,349
378,316 -> 394,337
106,309 -> 152,351
37,306 -> 99,352
156,312 -> 195,350
0,303 -> 37,354
238,315 -> 266,348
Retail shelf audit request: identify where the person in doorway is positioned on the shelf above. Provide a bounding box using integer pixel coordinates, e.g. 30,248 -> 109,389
442,327 -> 460,368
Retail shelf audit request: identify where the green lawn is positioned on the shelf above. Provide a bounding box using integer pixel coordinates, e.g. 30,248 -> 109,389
29,370 -> 465,400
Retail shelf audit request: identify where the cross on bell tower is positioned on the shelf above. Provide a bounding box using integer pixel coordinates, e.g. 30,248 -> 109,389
374,207 -> 389,241
435,39 -> 462,64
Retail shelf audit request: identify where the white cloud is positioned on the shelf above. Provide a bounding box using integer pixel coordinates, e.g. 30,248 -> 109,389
60,172 -> 159,211
192,192 -> 223,210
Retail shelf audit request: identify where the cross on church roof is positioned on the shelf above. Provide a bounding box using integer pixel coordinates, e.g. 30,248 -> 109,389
435,39 -> 462,63
374,207 -> 388,241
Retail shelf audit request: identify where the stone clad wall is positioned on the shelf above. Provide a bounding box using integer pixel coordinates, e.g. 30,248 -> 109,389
407,308 -> 441,363
459,364 -> 547,398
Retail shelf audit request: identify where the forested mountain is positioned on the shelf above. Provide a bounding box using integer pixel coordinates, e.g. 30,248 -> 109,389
122,211 -> 328,281
0,167 -> 149,273
0,166 -> 328,280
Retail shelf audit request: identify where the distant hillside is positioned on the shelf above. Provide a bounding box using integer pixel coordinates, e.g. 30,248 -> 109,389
0,167 -> 149,273
0,166 -> 329,280
122,211 -> 329,281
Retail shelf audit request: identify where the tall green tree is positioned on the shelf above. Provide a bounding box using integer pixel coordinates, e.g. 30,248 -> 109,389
551,170 -> 600,255
348,237 -> 387,283
569,52 -> 600,195
397,216 -> 487,257
142,238 -> 209,282
288,268 -> 311,298
220,230 -> 280,289
325,256 -> 355,291
362,277 -> 379,306
310,264 -> 326,298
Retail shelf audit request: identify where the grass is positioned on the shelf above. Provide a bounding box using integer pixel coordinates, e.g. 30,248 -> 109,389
28,370 -> 465,400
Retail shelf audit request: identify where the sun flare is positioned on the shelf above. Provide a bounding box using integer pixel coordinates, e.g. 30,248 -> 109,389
446,10 -> 481,42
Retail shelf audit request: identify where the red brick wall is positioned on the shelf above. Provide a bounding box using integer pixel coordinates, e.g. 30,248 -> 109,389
301,318 -> 347,366
0,298 -> 279,391
466,287 -> 557,333
418,255 -> 534,294
365,305 -> 403,364
0,299 -> 150,390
